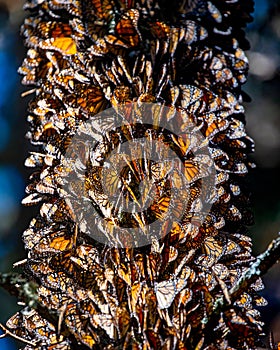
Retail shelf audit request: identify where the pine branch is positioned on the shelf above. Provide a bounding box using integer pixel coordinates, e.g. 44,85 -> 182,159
230,235 -> 280,300
0,322 -> 37,347
0,271 -> 38,308
206,235 -> 280,327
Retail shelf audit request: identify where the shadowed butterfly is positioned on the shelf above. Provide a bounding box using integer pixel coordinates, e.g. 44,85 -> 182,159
182,20 -> 208,45
89,0 -> 114,20
49,0 -> 82,17
90,9 -> 140,55
145,329 -> 162,348
64,85 -> 106,115
150,21 -> 170,39
37,22 -> 73,39
107,9 -> 140,48
117,0 -> 135,10
207,1 -> 222,23
64,303 -> 97,347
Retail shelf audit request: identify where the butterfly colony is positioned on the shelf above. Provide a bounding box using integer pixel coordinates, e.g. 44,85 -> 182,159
5,0 -> 268,349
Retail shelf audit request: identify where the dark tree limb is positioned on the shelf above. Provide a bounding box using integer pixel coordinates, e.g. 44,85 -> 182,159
230,235 -> 280,300
0,322 -> 37,347
208,235 -> 280,323
0,271 -> 38,308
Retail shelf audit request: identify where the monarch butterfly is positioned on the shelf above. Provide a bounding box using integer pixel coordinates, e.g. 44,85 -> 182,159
92,313 -> 116,339
70,18 -> 87,37
149,195 -> 171,221
202,236 -> 223,261
235,293 -> 252,309
154,266 -> 191,309
115,9 -> 140,46
29,259 -> 54,277
44,200 -> 74,223
161,245 -> 178,267
129,282 -> 142,313
89,0 -> 114,20
37,122 -> 60,141
53,69 -> 75,89
111,85 -> 131,103
150,21 -> 170,39
145,329 -> 162,348
230,183 -> 241,196
177,288 -> 192,308
64,304 -> 96,347
38,285 -> 69,310
115,306 -> 131,337
179,84 -> 203,109
204,118 -> 228,138
8,308 -> 72,348
253,295 -> 268,307
64,85 -> 106,115
181,160 -> 203,183
39,37 -> 77,55
43,271 -> 74,292
34,229 -> 74,254
91,9 -> 140,55
169,86 -> 180,106
182,20 -> 208,45
250,278 -> 264,292
37,22 -> 73,39
223,238 -> 241,255
18,63 -> 36,85
101,167 -> 121,198
71,245 -> 101,272
50,0 -> 82,18
154,278 -> 178,309
25,149 -> 49,167
212,263 -> 229,280
169,133 -> 191,158
22,192 -> 45,206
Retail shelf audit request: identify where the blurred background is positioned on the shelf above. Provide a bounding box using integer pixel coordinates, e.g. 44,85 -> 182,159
0,0 -> 279,348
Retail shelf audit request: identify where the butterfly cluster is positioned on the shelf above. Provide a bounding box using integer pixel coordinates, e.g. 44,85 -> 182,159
6,0 -> 267,349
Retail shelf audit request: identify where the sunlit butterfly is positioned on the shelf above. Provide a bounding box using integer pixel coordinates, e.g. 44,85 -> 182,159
253,295 -> 268,307
207,1 -> 222,23
203,236 -> 223,260
149,195 -> 171,221
154,267 -> 191,309
235,293 -> 252,309
39,37 -> 77,55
